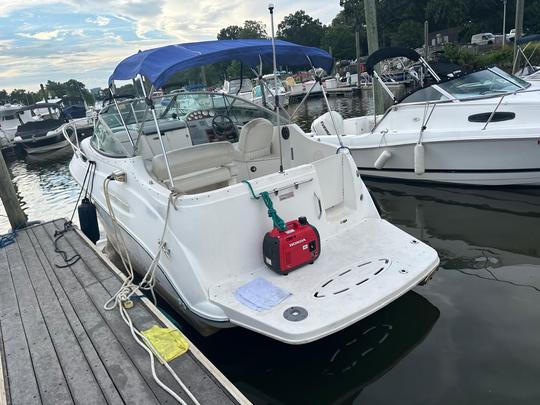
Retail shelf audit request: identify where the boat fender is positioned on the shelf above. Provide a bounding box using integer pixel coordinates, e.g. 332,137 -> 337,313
374,150 -> 392,169
414,143 -> 425,175
78,197 -> 100,244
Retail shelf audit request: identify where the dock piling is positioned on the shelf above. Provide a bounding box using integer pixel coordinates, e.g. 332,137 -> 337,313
0,150 -> 26,230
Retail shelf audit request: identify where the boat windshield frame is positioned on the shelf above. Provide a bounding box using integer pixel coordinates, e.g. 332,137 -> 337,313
92,91 -> 285,158
400,67 -> 531,106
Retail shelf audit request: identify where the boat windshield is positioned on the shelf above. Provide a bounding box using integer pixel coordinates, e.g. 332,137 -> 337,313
401,67 -> 529,104
437,67 -> 529,99
92,92 -> 285,157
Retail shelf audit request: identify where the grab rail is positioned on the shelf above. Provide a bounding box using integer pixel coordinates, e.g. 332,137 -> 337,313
61,117 -> 91,160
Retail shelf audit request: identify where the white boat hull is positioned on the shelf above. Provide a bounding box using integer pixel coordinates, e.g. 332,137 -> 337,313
349,138 -> 540,186
311,86 -> 540,186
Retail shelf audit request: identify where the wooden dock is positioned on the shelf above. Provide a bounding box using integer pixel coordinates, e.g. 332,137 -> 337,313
0,219 -> 250,405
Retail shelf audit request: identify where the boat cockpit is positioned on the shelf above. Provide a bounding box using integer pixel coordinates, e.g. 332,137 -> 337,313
92,91 -> 290,193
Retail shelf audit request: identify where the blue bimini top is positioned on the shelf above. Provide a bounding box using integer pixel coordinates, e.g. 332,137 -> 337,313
108,39 -> 333,88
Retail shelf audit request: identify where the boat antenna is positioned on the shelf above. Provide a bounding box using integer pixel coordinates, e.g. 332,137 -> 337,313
269,3 -> 284,173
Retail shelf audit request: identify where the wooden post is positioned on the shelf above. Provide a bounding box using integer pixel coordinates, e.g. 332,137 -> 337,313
424,21 -> 429,59
0,152 -> 27,230
355,29 -> 361,87
364,0 -> 385,114
512,0 -> 524,73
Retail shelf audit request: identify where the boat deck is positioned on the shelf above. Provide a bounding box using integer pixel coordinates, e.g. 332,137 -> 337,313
0,219 -> 249,405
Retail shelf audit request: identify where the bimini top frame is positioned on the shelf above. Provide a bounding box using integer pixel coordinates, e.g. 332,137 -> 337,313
365,47 -> 441,104
108,39 -> 333,89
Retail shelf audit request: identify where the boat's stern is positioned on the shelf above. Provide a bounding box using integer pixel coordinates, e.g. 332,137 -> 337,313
209,218 -> 439,344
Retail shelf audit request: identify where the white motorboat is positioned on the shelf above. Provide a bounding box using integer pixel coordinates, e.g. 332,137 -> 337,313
13,103 -> 72,154
285,76 -> 323,101
65,39 -> 438,344
0,103 -> 33,147
222,75 -> 290,109
252,74 -> 290,108
514,34 -> 540,84
221,77 -> 255,101
310,47 -> 540,186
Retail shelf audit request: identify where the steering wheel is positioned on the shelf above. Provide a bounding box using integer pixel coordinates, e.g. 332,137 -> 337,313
212,114 -> 237,139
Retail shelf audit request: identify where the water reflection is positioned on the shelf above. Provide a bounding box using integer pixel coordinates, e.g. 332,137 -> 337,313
184,291 -> 439,405
0,146 -> 80,232
287,95 -> 371,132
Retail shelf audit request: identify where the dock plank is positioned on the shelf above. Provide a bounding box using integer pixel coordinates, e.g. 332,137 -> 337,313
26,228 -> 124,405
4,240 -> 73,404
33,224 -> 161,405
15,230 -> 108,404
56,219 -> 239,405
0,248 -> 41,405
0,220 -> 246,405
48,221 -> 191,405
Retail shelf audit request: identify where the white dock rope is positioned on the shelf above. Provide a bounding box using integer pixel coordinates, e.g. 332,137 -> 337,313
103,176 -> 199,405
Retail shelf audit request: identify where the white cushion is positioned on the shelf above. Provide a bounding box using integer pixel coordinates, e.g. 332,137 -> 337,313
167,167 -> 231,192
236,118 -> 274,161
152,142 -> 234,181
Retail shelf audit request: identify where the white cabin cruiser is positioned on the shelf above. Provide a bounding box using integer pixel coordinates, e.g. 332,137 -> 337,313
514,34 -> 540,84
66,39 -> 438,344
13,103 -> 72,154
0,103 -> 33,147
311,47 -> 540,186
223,75 -> 290,109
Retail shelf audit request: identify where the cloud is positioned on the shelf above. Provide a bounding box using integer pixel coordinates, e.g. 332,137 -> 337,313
18,29 -> 63,40
17,28 -> 86,40
0,68 -> 20,79
0,0 -> 342,90
86,16 -> 110,26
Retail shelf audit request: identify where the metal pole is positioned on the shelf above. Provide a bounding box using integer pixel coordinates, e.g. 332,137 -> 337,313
502,0 -> 507,48
513,0 -> 524,73
268,3 -> 284,173
424,21 -> 429,59
355,28 -> 361,87
139,76 -> 175,187
0,151 -> 27,229
109,87 -> 135,148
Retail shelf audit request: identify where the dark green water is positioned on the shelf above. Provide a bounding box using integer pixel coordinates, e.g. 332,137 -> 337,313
2,95 -> 540,404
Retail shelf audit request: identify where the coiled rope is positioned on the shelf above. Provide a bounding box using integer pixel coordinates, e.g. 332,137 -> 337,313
103,176 -> 198,405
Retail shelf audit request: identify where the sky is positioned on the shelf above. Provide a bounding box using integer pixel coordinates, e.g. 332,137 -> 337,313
0,0 -> 341,92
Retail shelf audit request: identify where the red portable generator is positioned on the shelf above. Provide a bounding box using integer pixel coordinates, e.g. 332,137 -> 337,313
263,217 -> 321,275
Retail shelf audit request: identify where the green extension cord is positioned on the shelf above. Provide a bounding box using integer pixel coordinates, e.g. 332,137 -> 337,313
243,180 -> 287,232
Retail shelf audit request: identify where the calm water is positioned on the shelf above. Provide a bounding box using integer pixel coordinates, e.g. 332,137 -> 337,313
2,96 -> 540,404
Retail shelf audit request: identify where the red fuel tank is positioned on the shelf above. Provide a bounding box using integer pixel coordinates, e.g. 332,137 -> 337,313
263,217 -> 321,275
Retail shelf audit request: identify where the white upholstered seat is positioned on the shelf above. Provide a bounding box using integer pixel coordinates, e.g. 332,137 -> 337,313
236,118 -> 274,161
151,142 -> 236,192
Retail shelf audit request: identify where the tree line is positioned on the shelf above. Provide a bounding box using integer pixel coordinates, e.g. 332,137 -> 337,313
219,0 -> 540,61
0,79 -> 94,107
